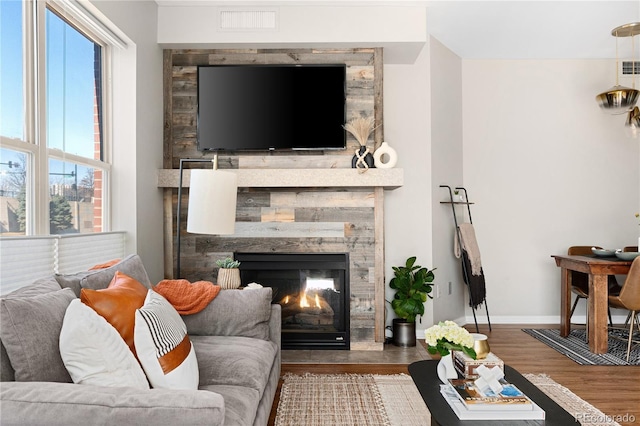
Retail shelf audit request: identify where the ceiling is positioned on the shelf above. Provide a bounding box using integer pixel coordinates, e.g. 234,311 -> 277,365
425,1 -> 640,59
154,0 -> 640,59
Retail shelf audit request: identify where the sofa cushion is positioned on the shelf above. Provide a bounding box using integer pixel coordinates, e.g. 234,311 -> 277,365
1,341 -> 13,382
202,384 -> 260,426
135,290 -> 199,390
1,275 -> 62,382
183,287 -> 273,340
59,299 -> 149,389
0,381 -> 225,426
2,276 -> 61,298
56,254 -> 152,297
191,335 -> 277,399
81,271 -> 148,358
0,287 -> 75,382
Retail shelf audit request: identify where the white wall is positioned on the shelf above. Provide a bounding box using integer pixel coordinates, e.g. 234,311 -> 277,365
383,42 -> 434,336
429,37 -> 466,325
462,59 -> 639,323
90,1 -> 165,284
157,4 -> 426,64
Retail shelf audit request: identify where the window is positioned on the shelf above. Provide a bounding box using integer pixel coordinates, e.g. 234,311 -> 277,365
0,0 -> 110,236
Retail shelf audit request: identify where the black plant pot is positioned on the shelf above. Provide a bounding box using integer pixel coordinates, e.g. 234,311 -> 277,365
392,318 -> 416,347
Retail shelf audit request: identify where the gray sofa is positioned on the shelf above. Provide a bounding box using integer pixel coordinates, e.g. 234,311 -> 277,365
0,254 -> 281,426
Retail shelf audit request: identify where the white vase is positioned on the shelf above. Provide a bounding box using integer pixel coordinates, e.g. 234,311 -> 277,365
373,142 -> 398,169
437,353 -> 458,383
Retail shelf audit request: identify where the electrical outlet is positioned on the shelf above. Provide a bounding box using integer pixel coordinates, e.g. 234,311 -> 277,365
448,281 -> 452,295
436,285 -> 441,298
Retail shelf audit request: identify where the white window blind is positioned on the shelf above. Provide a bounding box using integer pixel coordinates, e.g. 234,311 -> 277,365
0,232 -> 126,295
0,238 -> 55,294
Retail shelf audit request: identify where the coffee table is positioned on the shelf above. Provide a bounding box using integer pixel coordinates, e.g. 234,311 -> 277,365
408,360 -> 578,425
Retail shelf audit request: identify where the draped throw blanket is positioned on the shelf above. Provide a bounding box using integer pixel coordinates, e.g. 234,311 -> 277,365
454,223 -> 482,276
154,279 -> 220,315
453,223 -> 486,309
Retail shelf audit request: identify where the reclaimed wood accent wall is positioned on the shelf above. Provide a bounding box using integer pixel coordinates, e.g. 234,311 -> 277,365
163,48 -> 385,348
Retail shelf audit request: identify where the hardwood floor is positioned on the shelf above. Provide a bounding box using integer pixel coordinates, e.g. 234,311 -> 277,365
267,324 -> 640,426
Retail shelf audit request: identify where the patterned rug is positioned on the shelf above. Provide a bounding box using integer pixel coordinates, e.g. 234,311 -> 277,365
274,373 -> 430,426
274,372 -> 617,425
523,374 -> 621,426
522,328 -> 640,365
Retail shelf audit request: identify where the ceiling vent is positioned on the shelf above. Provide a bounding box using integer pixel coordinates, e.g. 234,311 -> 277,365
621,60 -> 640,76
219,9 -> 278,31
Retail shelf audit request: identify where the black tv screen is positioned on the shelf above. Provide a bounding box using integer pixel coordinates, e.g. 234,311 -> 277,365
197,64 -> 346,152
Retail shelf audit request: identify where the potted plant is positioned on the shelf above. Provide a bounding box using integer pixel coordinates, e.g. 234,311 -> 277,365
216,257 -> 241,289
389,256 -> 435,347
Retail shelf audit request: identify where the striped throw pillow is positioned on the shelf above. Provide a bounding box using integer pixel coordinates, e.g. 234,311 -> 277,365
134,290 -> 198,389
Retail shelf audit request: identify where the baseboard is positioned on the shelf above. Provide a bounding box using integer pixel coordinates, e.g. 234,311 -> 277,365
462,314 -> 632,325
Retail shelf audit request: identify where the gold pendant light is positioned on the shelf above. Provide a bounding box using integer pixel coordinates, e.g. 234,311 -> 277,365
626,106 -> 640,138
596,22 -> 640,114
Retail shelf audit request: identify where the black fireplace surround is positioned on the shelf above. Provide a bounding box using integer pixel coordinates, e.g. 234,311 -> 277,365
236,253 -> 350,350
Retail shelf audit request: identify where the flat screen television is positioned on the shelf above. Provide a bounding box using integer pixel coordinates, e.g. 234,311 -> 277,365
197,64 -> 346,152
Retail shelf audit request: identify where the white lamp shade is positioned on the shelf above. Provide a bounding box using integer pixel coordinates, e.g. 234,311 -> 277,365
187,169 -> 238,235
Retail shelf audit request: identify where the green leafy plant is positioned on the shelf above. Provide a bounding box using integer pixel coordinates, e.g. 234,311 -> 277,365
389,256 -> 435,323
216,257 -> 240,269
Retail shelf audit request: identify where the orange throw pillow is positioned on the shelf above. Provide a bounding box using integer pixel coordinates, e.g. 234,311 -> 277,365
80,271 -> 148,357
88,259 -> 121,270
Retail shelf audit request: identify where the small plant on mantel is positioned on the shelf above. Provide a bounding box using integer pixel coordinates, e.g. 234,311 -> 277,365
216,257 -> 241,289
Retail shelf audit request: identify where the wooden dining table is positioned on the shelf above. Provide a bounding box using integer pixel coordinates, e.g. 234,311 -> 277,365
551,254 -> 632,354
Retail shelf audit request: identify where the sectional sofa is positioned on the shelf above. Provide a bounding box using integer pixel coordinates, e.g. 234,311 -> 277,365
0,254 -> 281,426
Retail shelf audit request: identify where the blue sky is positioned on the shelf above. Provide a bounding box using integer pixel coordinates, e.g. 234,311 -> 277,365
1,1 -> 97,182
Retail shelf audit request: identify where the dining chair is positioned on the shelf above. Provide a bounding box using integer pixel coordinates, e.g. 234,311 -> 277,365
567,246 -> 619,338
608,256 -> 640,362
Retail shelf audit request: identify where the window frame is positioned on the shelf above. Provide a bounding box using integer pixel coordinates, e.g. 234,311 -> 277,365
1,0 -> 114,236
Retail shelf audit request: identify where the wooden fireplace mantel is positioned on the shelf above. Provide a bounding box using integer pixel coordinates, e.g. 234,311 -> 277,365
157,168 -> 403,189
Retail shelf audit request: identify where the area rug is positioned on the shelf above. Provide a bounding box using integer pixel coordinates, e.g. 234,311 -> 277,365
523,373 -> 621,426
274,372 -> 616,426
522,328 -> 639,365
274,373 -> 430,426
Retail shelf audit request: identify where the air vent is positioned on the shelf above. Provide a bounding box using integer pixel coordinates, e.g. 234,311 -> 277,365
219,9 -> 277,31
622,60 -> 640,76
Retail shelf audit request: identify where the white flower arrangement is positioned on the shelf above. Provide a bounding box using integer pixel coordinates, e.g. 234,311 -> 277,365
424,320 -> 476,359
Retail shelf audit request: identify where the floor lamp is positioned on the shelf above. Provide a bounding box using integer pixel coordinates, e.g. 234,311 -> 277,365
176,156 -> 238,278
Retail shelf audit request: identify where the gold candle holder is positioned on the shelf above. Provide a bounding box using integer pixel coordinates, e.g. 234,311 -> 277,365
471,333 -> 490,359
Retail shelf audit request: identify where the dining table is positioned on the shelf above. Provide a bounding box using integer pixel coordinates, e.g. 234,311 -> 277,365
551,254 -> 632,354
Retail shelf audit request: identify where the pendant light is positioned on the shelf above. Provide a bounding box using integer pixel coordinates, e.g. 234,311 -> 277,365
596,22 -> 640,114
625,106 -> 640,138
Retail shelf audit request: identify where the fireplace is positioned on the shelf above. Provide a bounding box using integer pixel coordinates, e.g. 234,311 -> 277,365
236,253 -> 350,350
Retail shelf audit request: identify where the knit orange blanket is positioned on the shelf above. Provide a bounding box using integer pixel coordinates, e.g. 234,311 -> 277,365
154,279 -> 221,315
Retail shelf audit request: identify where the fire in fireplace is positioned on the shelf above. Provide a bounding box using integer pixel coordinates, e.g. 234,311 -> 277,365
236,253 -> 350,350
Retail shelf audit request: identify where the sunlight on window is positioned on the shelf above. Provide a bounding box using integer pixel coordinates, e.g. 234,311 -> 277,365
45,8 -> 103,160
0,148 -> 28,236
0,1 -> 24,141
48,159 -> 101,234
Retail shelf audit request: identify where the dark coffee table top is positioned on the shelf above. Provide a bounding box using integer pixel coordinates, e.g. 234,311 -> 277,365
408,360 -> 579,426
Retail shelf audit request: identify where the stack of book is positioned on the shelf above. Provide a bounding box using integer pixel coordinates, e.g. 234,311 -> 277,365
453,351 -> 504,379
440,377 -> 545,420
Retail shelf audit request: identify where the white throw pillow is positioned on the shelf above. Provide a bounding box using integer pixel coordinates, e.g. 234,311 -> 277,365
59,299 -> 149,389
134,290 -> 199,390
